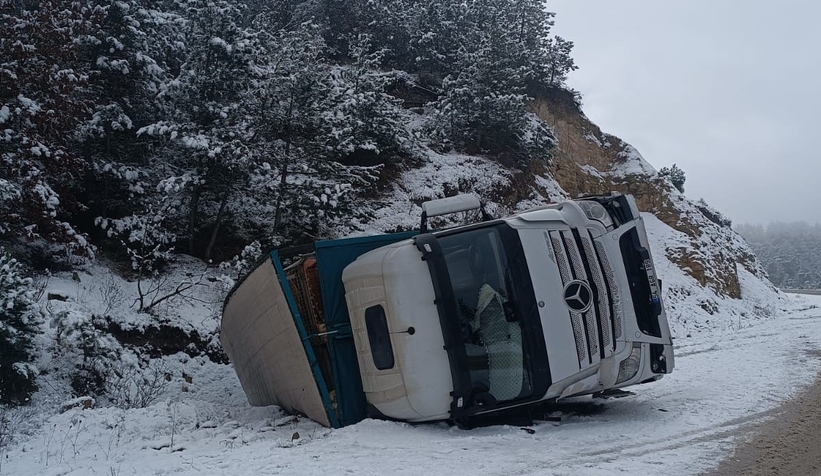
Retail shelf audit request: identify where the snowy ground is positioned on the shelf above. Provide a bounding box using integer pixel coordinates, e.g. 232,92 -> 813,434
4,286 -> 821,475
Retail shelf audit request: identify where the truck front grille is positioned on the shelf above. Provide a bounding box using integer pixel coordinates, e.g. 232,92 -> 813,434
581,235 -> 612,350
550,229 -> 620,365
562,234 -> 599,359
551,235 -> 587,363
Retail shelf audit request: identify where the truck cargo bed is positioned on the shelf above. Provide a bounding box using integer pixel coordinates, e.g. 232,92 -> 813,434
220,232 -> 417,428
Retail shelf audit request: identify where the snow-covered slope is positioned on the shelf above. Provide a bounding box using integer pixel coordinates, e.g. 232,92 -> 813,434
0,86 -> 792,476
644,212 -> 786,336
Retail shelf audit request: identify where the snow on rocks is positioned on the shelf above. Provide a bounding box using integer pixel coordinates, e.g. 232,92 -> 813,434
644,212 -> 786,338
610,141 -> 657,177
59,396 -> 94,413
349,150 -> 512,235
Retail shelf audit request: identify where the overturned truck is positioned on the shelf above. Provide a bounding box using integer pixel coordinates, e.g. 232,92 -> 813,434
221,193 -> 674,428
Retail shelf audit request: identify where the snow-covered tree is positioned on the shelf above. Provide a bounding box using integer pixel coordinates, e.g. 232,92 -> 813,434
1,0 -> 578,264
542,36 -> 578,87
96,207 -> 175,276
96,206 -> 176,311
348,0 -> 416,68
659,164 -> 686,193
0,1 -> 101,256
138,0 -> 256,259
246,20 -> 329,236
320,0 -> 365,58
430,11 -> 553,159
411,0 -> 470,78
408,0 -> 574,90
322,35 -> 409,159
78,0 -> 185,222
0,249 -> 39,405
738,222 -> 821,289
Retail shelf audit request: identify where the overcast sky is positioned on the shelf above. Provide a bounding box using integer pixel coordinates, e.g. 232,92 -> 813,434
548,0 -> 821,225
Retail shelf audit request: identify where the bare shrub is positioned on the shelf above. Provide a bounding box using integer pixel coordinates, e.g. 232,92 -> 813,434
107,361 -> 170,409
98,273 -> 126,316
123,266 -> 213,315
168,402 -> 179,453
0,407 -> 35,471
56,414 -> 89,464
752,301 -> 776,320
32,273 -> 50,302
98,411 -> 126,462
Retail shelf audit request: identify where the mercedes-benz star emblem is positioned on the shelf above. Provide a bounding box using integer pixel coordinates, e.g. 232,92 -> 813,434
563,280 -> 593,313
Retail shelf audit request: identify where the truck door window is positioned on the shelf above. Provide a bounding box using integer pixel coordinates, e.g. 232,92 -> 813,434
364,305 -> 395,370
440,227 -> 534,403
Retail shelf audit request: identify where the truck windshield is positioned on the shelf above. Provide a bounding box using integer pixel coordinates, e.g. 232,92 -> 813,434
438,224 -> 545,408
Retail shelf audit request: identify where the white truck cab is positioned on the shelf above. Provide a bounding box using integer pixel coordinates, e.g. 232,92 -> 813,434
342,193 -> 674,424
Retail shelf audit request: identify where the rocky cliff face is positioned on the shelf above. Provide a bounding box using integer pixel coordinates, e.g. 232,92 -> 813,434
530,88 -> 768,301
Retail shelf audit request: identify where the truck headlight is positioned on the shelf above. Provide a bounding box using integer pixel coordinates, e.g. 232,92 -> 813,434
616,345 -> 642,384
578,201 -> 614,228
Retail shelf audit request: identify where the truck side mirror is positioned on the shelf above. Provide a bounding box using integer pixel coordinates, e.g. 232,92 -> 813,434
420,194 -> 482,233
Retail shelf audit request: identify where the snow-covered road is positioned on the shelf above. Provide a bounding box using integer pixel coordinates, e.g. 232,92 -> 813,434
6,295 -> 821,476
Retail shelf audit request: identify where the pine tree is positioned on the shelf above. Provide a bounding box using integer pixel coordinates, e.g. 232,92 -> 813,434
78,0 -> 185,223
2,0 -> 579,261
659,164 -> 686,193
246,24 -> 387,240
430,8 -> 537,155
350,0 -> 416,69
0,1 -> 101,256
738,222 -> 821,289
0,249 -> 39,405
321,0 -> 365,58
137,0 -> 256,259
245,20 -> 330,239
411,0 -> 472,80
322,35 -> 408,159
543,36 -> 578,87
